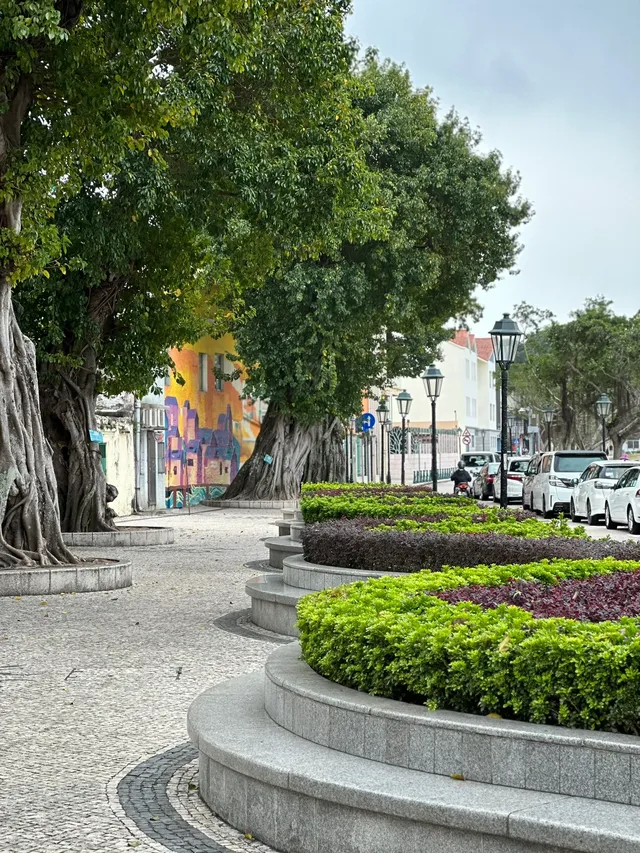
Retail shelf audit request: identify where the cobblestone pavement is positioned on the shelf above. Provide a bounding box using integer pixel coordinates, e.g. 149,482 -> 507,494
0,508 -> 284,853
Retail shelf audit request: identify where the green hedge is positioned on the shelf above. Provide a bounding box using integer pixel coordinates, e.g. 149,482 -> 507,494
301,494 -> 457,523
297,558 -> 640,733
380,515 -> 585,538
301,494 -> 584,539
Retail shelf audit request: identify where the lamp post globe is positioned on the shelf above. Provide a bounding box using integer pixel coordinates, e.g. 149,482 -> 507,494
596,394 -> 612,455
490,313 -> 523,509
421,364 -> 444,402
376,399 -> 390,483
397,390 -> 412,486
421,365 -> 444,492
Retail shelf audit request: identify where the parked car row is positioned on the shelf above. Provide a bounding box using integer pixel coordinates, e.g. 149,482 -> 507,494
469,449 -> 640,534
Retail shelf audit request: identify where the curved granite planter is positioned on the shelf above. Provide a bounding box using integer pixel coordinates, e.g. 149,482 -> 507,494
202,499 -> 299,509
0,558 -> 132,596
267,643 -> 640,806
188,643 -> 640,853
246,555 -> 401,637
62,527 -> 174,547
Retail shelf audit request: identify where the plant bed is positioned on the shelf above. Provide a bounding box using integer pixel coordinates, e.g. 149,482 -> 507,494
62,526 -> 174,547
302,518 -> 640,573
0,558 -> 132,596
297,557 -> 640,734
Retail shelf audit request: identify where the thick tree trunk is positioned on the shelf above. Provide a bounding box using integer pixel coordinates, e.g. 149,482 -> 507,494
0,280 -> 76,566
39,348 -> 115,533
303,417 -> 346,483
223,403 -> 315,501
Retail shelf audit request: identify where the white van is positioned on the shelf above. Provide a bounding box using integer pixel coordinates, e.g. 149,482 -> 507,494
459,452 -> 500,478
531,450 -> 608,517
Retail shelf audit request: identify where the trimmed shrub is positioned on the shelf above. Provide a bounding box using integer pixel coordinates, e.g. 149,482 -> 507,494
297,558 -> 640,733
301,493 -> 461,523
302,519 -> 640,572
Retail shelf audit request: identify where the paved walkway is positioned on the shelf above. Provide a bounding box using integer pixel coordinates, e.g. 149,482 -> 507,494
0,508 -> 283,853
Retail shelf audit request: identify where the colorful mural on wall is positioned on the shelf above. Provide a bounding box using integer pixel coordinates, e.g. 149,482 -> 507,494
164,334 -> 264,506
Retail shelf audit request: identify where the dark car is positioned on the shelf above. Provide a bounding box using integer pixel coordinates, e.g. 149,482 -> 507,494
472,462 -> 500,500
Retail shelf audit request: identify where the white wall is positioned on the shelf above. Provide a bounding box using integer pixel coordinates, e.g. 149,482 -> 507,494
97,418 -> 135,518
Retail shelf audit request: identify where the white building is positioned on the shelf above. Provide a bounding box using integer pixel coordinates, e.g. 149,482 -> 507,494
364,331 -> 500,484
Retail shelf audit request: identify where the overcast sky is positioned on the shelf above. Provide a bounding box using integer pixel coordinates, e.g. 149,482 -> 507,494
346,0 -> 640,334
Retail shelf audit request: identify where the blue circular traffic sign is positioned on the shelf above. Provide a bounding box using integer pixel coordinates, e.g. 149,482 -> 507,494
360,413 -> 376,432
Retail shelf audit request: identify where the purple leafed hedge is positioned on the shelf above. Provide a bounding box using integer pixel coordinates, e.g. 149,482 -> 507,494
436,569 -> 640,622
302,519 -> 640,573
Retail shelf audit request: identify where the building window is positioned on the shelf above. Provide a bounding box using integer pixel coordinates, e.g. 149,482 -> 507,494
198,353 -> 208,392
465,397 -> 470,417
471,361 -> 476,381
465,360 -> 470,379
472,398 -> 477,418
215,353 -> 224,392
164,370 -> 172,388
628,439 -> 640,451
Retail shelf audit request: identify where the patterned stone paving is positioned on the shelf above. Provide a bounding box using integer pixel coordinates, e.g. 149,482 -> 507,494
0,507 -> 282,853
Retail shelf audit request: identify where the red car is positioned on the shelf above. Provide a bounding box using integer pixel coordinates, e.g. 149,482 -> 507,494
472,462 -> 500,500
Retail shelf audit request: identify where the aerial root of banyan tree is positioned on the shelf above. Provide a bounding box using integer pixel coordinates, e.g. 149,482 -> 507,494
0,280 -> 77,567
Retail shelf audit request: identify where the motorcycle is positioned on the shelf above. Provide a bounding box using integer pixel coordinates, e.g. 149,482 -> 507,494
454,481 -> 473,498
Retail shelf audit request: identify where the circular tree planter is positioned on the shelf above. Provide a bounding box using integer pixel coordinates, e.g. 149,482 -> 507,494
62,526 -> 174,547
0,558 -> 132,596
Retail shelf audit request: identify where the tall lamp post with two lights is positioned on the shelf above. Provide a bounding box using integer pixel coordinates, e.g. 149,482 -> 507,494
596,394 -> 612,456
376,398 -> 390,483
422,365 -> 444,492
397,389 -> 413,486
490,314 -> 523,509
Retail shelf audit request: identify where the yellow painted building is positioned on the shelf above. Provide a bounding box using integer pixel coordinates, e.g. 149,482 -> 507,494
164,334 -> 264,506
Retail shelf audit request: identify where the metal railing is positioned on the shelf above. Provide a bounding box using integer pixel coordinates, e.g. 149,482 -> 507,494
413,467 -> 455,484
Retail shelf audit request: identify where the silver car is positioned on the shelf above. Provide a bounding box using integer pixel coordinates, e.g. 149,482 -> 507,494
571,460 -> 636,525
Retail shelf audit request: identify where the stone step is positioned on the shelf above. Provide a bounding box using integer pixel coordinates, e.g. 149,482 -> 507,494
265,643 -> 640,807
272,520 -> 292,537
188,672 -> 640,853
245,573 -> 307,636
264,535 -> 304,570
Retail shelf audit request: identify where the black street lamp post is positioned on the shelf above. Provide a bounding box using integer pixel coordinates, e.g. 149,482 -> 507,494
422,365 -> 444,493
543,406 -> 555,452
596,394 -> 612,455
397,389 -> 413,486
507,412 -> 516,455
348,417 -> 356,482
376,399 -> 390,483
490,313 -> 523,509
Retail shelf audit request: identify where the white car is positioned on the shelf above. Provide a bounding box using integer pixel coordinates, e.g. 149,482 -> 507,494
522,454 -> 541,511
570,460 -> 636,525
493,456 -> 531,504
459,452 -> 499,478
531,450 -> 608,517
604,466 -> 640,533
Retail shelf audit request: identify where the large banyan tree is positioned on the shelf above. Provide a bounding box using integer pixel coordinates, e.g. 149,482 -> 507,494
0,0 -> 370,558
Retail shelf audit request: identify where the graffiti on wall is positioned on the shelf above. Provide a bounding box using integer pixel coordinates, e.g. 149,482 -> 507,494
164,334 -> 263,505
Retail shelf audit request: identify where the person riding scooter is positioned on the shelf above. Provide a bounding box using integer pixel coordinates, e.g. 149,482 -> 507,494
451,460 -> 472,496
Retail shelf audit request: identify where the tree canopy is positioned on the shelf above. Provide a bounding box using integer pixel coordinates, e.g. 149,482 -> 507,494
510,298 -> 640,454
232,54 -> 531,425
224,54 -> 532,499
